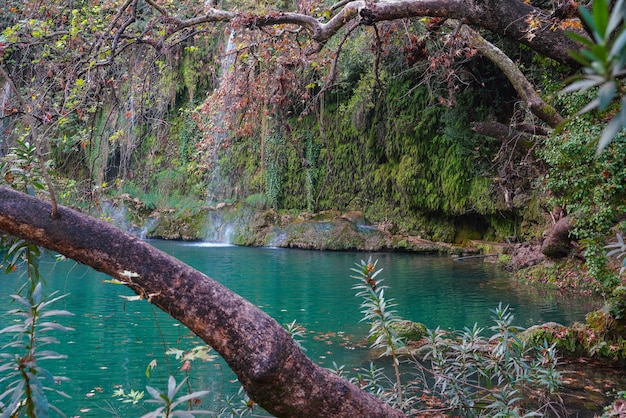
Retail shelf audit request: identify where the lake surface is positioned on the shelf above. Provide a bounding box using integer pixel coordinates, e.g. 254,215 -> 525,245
0,241 -> 600,416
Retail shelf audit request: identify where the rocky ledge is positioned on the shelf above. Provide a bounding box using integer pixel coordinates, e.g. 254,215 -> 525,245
142,201 -> 479,254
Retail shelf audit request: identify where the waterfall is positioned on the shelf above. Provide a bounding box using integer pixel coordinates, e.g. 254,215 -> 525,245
0,80 -> 11,157
205,29 -> 237,205
216,29 -> 236,124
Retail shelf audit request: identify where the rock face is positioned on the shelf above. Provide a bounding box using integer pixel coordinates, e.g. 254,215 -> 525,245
506,242 -> 545,271
144,203 -> 457,253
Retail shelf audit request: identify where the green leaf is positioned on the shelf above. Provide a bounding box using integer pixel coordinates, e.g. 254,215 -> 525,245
567,31 -> 596,49
592,0 -> 610,39
167,375 -> 179,400
170,390 -> 210,408
598,114 -> 624,153
579,5 -> 602,43
576,97 -> 601,115
32,282 -> 43,304
597,97 -> 626,153
607,0 -> 625,35
40,309 -> 74,318
561,76 -> 605,94
145,385 -> 163,402
609,27 -> 626,58
0,324 -> 27,334
597,80 -> 617,110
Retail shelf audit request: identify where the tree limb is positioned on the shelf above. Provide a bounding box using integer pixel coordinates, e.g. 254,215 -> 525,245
142,0 -> 585,67
0,186 -> 404,418
459,24 -> 565,128
471,121 -> 531,142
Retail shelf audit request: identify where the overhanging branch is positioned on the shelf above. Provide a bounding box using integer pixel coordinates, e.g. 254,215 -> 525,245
142,0 -> 585,66
0,186 -> 403,418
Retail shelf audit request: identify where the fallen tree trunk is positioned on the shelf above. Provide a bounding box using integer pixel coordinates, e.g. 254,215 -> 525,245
0,186 -> 404,418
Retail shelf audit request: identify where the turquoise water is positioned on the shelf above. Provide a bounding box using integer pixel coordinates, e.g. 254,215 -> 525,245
0,241 -> 600,416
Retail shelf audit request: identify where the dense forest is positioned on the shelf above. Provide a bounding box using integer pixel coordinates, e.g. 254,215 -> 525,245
2,1 -> 624,261
2,0 -> 626,416
0,0 -> 594,241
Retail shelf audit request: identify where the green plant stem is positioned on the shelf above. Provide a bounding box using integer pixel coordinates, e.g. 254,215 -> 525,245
391,353 -> 402,406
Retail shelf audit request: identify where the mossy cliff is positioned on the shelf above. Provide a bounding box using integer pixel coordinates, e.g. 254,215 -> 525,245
204,69 -> 533,244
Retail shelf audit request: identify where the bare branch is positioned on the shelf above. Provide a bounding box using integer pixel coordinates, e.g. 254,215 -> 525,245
0,65 -> 58,218
139,0 -> 586,66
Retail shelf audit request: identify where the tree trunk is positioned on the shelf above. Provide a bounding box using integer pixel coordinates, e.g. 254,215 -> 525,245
541,216 -> 573,258
0,186 -> 404,418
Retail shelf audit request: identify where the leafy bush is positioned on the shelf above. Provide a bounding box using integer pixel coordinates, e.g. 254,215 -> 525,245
540,99 -> 626,290
422,305 -> 562,417
348,259 -> 565,416
0,245 -> 74,417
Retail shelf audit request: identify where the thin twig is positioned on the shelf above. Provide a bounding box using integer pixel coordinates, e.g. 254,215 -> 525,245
0,65 -> 58,218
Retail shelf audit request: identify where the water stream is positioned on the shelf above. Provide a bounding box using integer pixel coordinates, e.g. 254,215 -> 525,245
206,30 -> 236,205
0,80 -> 11,156
0,241 -> 603,416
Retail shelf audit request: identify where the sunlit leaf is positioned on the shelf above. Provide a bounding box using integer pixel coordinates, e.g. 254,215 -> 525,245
145,359 -> 157,378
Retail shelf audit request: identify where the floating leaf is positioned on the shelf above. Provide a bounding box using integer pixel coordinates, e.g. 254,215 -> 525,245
119,295 -> 142,301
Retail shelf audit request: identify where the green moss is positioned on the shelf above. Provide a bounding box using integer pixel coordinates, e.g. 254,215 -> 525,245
516,260 -> 600,291
497,254 -> 512,267
520,324 -> 559,347
391,320 -> 427,341
150,208 -> 209,240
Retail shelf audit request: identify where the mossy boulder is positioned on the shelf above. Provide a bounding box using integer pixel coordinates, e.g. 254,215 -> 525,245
149,208 -> 208,240
391,320 -> 427,341
519,322 -> 565,347
279,215 -> 388,250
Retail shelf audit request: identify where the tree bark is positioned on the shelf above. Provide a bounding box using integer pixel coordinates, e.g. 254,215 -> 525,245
541,216 -> 573,258
0,186 -> 404,418
471,121 -> 531,142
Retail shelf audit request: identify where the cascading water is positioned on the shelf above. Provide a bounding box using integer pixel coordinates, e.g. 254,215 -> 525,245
0,80 -> 11,156
200,29 -> 242,243
205,29 -> 236,207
